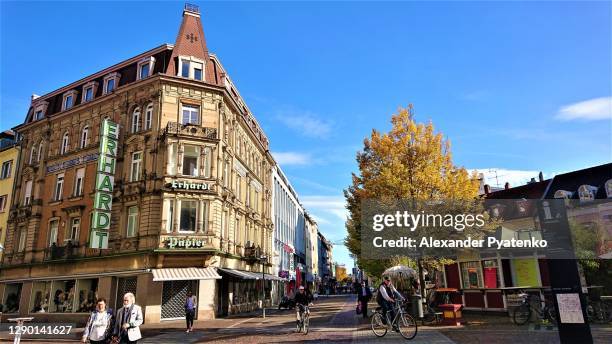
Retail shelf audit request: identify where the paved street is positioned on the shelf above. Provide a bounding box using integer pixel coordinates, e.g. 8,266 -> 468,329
2,295 -> 610,343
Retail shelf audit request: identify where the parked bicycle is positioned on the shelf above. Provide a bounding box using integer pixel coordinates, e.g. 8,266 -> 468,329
371,298 -> 418,340
296,304 -> 310,335
586,299 -> 612,324
513,292 -> 557,325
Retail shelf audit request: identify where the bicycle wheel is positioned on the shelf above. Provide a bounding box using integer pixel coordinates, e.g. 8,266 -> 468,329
371,312 -> 388,337
303,314 -> 309,335
398,313 -> 418,340
593,302 -> 611,324
545,306 -> 557,326
513,304 -> 531,325
603,301 -> 612,323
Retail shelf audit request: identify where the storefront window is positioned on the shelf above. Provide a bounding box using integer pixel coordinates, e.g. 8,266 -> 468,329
180,200 -> 197,232
3,283 -> 22,313
76,279 -> 98,313
482,260 -> 500,289
50,280 -> 76,313
182,145 -> 199,176
460,261 -> 483,289
30,281 -> 51,313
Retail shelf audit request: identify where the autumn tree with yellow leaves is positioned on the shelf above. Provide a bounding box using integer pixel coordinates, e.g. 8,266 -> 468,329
344,105 -> 488,285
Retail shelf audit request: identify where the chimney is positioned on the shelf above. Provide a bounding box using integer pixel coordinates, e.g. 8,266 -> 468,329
484,184 -> 491,194
184,3 -> 200,16
538,171 -> 544,182
504,182 -> 510,190
529,178 -> 536,184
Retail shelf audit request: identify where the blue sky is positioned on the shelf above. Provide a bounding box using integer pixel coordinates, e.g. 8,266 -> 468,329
1,1 -> 611,269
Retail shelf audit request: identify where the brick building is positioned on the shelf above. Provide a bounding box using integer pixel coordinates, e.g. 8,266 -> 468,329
0,4 -> 282,324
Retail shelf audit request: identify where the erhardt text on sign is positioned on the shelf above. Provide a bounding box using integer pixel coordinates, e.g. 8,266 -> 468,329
90,119 -> 119,249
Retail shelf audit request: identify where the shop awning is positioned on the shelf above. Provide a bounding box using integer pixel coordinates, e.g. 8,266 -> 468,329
219,269 -> 287,281
219,268 -> 260,280
151,267 -> 221,281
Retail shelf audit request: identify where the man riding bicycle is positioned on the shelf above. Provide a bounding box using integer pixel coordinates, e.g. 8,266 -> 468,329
377,276 -> 400,331
295,286 -> 311,326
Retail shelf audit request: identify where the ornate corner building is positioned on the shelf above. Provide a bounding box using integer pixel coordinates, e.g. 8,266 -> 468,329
0,5 -> 283,323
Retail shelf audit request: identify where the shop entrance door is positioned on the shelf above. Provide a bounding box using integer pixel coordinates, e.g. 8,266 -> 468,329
216,278 -> 229,317
161,280 -> 197,320
115,277 -> 138,311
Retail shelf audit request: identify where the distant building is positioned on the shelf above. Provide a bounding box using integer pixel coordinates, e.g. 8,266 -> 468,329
305,213 -> 319,290
0,130 -> 19,263
271,165 -> 303,300
444,163 -> 611,312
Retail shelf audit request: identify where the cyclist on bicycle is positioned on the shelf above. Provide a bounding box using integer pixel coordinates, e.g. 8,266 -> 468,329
295,286 -> 311,326
377,276 -> 400,331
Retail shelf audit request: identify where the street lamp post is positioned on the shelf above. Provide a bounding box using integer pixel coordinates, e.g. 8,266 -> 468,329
260,255 -> 267,319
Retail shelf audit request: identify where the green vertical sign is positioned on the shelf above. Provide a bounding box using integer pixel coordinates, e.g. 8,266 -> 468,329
90,119 -> 119,249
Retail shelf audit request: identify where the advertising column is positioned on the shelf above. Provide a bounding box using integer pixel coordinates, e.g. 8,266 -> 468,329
90,119 -> 119,249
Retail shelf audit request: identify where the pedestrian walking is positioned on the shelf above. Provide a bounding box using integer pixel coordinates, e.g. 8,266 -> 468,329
82,298 -> 113,343
185,291 -> 197,333
357,281 -> 372,319
112,293 -> 143,344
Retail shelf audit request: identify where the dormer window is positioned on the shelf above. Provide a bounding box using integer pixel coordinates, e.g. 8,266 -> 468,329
606,180 -> 612,198
140,63 -> 150,78
578,185 -> 596,202
554,190 -> 573,199
82,81 -> 98,103
62,90 -> 78,111
32,99 -> 49,123
137,57 -> 156,80
65,95 -> 73,109
103,72 -> 121,94
178,56 -> 204,81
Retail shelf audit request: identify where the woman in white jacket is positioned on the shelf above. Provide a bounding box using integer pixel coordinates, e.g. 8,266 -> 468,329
82,298 -> 113,344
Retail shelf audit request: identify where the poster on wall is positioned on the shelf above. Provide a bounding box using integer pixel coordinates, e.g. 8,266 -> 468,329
484,267 -> 498,289
556,293 -> 585,324
513,258 -> 540,287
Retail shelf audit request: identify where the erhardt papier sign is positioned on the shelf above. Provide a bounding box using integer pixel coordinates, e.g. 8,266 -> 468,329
163,236 -> 206,249
170,180 -> 211,191
90,119 -> 119,249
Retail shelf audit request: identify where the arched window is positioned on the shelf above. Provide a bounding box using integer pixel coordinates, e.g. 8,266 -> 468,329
80,126 -> 89,149
131,107 -> 141,133
144,103 -> 153,130
29,145 -> 36,164
61,132 -> 70,154
37,141 -> 44,161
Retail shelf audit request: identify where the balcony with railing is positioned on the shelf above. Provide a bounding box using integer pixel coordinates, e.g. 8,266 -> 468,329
164,122 -> 217,140
44,242 -> 80,261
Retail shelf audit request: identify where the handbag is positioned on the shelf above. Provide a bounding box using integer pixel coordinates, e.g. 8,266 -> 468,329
356,303 -> 362,315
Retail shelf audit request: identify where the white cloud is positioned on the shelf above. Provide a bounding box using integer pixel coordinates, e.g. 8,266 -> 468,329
271,151 -> 311,166
472,168 -> 546,188
300,195 -> 348,221
556,97 -> 612,121
275,110 -> 332,139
